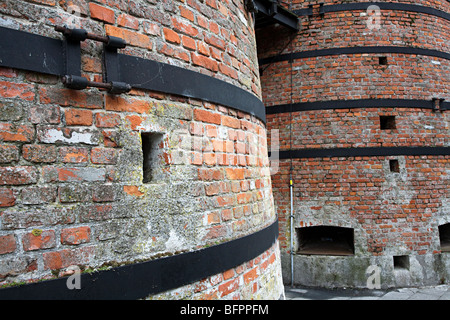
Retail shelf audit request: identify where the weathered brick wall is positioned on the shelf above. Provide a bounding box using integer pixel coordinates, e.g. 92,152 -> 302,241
258,0 -> 450,288
288,0 -> 450,12
0,0 -> 284,299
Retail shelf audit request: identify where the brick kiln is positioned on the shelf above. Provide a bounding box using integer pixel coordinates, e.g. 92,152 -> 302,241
257,0 -> 450,288
0,0 -> 285,299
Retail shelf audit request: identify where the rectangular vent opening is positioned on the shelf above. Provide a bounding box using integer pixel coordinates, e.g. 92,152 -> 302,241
439,223 -> 450,252
379,56 -> 388,65
393,255 -> 410,270
142,132 -> 164,183
389,159 -> 400,173
380,115 -> 396,130
297,226 -> 355,256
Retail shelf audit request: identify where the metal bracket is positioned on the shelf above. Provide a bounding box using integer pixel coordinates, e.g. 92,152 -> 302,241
307,3 -> 324,17
252,0 -> 299,31
55,25 -> 131,94
0,26 -> 266,123
432,98 -> 446,112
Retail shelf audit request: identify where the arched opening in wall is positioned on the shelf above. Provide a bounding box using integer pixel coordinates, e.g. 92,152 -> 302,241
297,226 -> 355,256
438,223 -> 450,252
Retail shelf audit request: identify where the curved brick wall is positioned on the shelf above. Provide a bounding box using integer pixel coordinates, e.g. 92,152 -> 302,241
0,0 -> 284,299
258,0 -> 449,288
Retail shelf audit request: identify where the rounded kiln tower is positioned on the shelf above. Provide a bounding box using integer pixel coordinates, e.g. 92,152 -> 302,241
257,0 -> 450,288
0,0 -> 284,299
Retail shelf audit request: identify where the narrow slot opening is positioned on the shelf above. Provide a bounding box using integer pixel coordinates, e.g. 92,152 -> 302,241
393,255 -> 410,270
142,132 -> 164,183
297,226 -> 354,256
380,115 -> 396,130
379,56 -> 388,65
439,223 -> 450,252
389,159 -> 400,173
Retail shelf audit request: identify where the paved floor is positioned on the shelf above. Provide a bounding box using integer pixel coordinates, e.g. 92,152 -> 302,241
285,285 -> 450,300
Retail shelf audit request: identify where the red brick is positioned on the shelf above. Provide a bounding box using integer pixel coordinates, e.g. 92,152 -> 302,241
204,34 -> 225,50
203,153 -> 217,166
216,195 -> 235,207
91,147 -> 118,164
198,168 -> 224,181
89,3 -> 115,24
123,185 -> 144,197
163,27 -> 181,44
198,42 -> 210,56
59,147 -> 89,163
191,53 -> 219,72
0,145 -> 19,163
39,87 -> 103,109
43,246 -> 95,270
225,168 -> 245,180
105,95 -> 151,113
0,166 -> 38,185
0,81 -> 35,101
193,109 -> 221,124
0,188 -> 15,207
218,277 -> 240,297
223,268 -> 235,280
182,35 -> 196,51
0,67 -> 18,78
61,226 -> 91,245
105,25 -> 152,50
22,144 -> 57,163
22,230 -> 56,251
102,130 -> 119,148
117,13 -> 139,30
237,192 -> 252,204
171,16 -> 199,37
0,234 -> 16,255
95,112 -> 120,128
219,63 -> 238,80
29,105 -> 60,124
221,115 -> 240,129
65,108 -> 93,126
243,267 -> 258,285
42,166 -> 105,182
205,182 -> 221,196
0,123 -> 34,142
203,225 -> 227,240
179,6 -> 194,22
206,211 -> 220,224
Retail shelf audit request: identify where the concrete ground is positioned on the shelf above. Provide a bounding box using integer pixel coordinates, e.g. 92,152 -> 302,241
285,284 -> 450,300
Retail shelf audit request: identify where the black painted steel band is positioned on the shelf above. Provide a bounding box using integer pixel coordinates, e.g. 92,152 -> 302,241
265,99 -> 444,114
294,2 -> 450,22
259,46 -> 450,65
0,27 -> 65,76
105,53 -> 266,123
274,147 -> 450,159
0,219 -> 279,300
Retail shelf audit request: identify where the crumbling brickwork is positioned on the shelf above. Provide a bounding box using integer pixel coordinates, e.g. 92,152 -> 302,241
0,0 -> 284,299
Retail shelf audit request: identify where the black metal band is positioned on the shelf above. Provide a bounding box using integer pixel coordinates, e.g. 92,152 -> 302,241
103,50 -> 266,123
0,26 -> 266,123
295,2 -> 450,22
259,46 -> 450,65
266,99 -> 449,114
0,219 -> 279,300
274,147 -> 450,159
